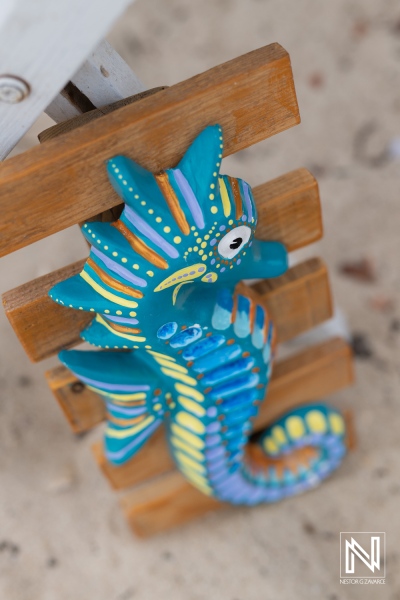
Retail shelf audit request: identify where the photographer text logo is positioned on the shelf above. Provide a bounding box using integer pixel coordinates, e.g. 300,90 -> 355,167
340,532 -> 386,584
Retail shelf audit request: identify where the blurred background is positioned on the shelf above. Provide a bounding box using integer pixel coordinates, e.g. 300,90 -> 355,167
1,0 -> 400,598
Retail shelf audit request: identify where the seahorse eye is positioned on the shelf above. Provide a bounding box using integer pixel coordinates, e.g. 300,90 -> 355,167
218,225 -> 251,259
229,237 -> 243,250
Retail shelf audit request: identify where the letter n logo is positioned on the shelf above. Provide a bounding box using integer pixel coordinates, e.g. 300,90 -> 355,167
340,532 -> 386,579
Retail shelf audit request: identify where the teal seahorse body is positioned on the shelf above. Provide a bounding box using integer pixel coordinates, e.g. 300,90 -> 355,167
49,125 -> 347,504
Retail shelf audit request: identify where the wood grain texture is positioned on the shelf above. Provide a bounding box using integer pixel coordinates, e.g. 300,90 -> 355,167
255,169 -> 322,251
91,337 -> 353,493
45,40 -> 146,123
2,259 -> 89,362
46,363 -> 106,433
0,0 -> 134,159
255,257 -> 333,343
40,88 -> 168,143
120,471 -> 222,538
2,172 -> 323,363
0,43 -> 299,257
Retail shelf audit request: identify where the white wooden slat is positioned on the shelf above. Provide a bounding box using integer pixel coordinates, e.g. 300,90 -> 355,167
44,91 -> 82,124
45,40 -> 145,123
0,0 -> 135,160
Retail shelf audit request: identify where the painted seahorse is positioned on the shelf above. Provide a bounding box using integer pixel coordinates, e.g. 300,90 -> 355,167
49,125 -> 347,504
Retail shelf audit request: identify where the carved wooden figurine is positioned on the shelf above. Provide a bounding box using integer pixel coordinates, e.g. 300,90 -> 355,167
49,125 -> 347,504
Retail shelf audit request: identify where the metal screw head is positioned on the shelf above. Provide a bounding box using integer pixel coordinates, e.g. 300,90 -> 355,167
71,381 -> 85,394
0,75 -> 30,103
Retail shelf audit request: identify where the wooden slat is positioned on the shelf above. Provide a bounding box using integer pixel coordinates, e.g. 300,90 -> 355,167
40,88 -> 168,143
42,256 -> 331,432
0,43 -> 299,257
120,471 -> 222,538
0,0 -> 134,159
92,337 -> 353,492
118,338 -> 353,537
2,171 -> 323,363
45,40 -> 145,123
3,259 -> 89,363
253,257 -> 332,343
46,363 -> 106,433
255,169 -> 322,252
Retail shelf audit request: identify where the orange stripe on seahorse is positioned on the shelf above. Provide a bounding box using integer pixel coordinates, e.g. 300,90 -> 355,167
87,258 -> 143,299
228,176 -> 243,220
155,172 -> 190,235
104,319 -> 142,335
112,220 -> 168,270
231,292 -> 238,325
249,299 -> 256,333
111,398 -> 147,407
107,414 -> 147,427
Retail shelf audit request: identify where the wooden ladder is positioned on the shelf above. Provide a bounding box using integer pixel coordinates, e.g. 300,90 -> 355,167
0,42 -> 354,537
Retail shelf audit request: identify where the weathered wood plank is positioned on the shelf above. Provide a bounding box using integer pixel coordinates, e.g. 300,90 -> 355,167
3,259 -> 89,362
40,88 -> 168,143
2,170 -> 323,362
120,471 -> 222,538
253,256 -> 332,343
0,0 -> 134,159
0,44 -> 299,256
255,169 -> 322,251
92,337 -> 353,492
46,363 -> 106,433
45,40 -> 145,123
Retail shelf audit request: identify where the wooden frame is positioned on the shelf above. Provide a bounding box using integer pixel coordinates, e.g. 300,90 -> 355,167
0,44 -> 299,256
0,1 -> 135,159
0,40 -> 354,536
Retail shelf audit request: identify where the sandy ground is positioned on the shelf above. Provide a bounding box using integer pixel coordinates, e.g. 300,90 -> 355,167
2,0 -> 400,598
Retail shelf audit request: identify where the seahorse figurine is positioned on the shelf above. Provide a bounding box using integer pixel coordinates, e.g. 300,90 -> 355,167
49,125 -> 347,504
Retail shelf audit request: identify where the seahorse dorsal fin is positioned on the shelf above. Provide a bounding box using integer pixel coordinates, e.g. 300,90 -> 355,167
106,155 -> 166,211
172,124 -> 223,205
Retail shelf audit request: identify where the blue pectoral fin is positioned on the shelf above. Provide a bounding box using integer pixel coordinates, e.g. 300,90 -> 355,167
58,349 -> 154,390
105,416 -> 162,465
237,240 -> 288,280
59,349 -> 165,465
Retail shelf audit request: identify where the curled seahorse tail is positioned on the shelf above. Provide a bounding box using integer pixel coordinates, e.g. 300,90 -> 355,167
249,403 -> 347,499
168,399 -> 346,505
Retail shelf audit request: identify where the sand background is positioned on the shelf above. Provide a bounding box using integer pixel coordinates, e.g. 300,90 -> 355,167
1,0 -> 400,598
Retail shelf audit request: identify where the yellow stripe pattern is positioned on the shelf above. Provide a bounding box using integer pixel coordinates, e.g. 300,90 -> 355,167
147,350 -> 176,362
218,177 -> 232,217
161,368 -> 197,386
96,314 -> 146,342
176,411 -> 206,435
170,436 -> 204,461
106,415 -> 154,439
80,270 -> 138,308
87,385 -> 146,402
174,383 -> 205,402
177,396 -> 206,417
171,423 -> 205,449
